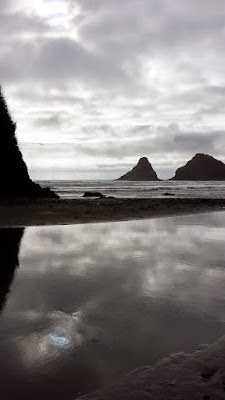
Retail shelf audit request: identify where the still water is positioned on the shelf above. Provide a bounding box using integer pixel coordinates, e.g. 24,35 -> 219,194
0,212 -> 225,399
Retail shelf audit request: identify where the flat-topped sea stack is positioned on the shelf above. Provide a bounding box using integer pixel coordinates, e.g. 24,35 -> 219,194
117,157 -> 159,181
0,87 -> 58,198
171,153 -> 225,180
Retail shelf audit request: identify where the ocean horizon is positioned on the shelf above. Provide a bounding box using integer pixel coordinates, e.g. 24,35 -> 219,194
37,179 -> 225,200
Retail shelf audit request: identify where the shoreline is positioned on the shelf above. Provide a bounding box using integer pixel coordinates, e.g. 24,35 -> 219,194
0,197 -> 225,227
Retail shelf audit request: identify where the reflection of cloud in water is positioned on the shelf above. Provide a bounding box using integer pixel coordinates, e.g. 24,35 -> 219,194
15,213 -> 225,336
1,212 -> 225,399
18,311 -> 84,369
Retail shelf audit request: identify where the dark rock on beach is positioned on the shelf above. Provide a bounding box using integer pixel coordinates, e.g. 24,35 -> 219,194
171,153 -> 225,181
0,87 -> 58,198
117,157 -> 159,181
83,192 -> 105,198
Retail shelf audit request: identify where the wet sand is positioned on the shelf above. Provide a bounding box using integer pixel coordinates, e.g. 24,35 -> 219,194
0,197 -> 225,227
78,334 -> 225,400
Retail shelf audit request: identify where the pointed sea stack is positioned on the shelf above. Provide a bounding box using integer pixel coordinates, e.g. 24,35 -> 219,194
171,153 -> 225,180
117,157 -> 159,181
0,87 -> 58,197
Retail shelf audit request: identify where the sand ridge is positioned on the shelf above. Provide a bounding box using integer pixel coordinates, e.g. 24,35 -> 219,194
77,335 -> 225,400
0,197 -> 225,227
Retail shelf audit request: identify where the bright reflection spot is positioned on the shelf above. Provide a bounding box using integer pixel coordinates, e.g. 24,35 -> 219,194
49,327 -> 70,348
50,334 -> 70,347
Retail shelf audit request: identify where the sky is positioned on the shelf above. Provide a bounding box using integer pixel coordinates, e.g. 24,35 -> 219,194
1,0 -> 225,180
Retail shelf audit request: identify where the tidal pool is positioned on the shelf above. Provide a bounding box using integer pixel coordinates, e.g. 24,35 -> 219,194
0,212 -> 225,399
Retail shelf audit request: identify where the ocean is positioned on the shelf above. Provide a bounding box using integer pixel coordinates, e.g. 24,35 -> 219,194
37,180 -> 225,199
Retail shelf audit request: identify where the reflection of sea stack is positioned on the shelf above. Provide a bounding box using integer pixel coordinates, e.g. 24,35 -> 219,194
117,157 -> 159,181
171,153 -> 225,181
0,228 -> 24,312
0,87 -> 58,197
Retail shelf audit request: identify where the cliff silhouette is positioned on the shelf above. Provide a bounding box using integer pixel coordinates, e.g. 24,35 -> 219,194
0,228 -> 24,312
117,157 -> 159,181
171,153 -> 225,180
0,87 -> 58,197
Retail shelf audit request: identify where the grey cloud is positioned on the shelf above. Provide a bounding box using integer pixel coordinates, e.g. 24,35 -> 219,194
10,87 -> 90,110
174,131 -> 225,154
0,12 -> 50,37
194,106 -> 225,118
78,0 -> 225,58
74,0 -> 225,105
35,38 -> 129,87
34,114 -> 64,128
82,134 -> 223,160
20,126 -> 225,177
0,0 -> 14,11
2,0 -> 225,103
0,40 -> 38,82
205,86 -> 225,95
0,36 -> 129,88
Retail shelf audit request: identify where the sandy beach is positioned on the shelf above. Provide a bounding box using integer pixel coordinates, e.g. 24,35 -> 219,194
0,197 -> 225,227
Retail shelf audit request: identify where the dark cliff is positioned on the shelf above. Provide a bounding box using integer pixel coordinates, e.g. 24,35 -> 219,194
171,153 -> 225,180
117,157 -> 159,181
0,87 -> 58,197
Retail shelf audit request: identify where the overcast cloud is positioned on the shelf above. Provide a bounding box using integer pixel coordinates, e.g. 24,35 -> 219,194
1,0 -> 225,179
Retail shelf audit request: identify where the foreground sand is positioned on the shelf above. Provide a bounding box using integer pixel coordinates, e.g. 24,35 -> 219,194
0,197 -> 225,227
77,334 -> 225,400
